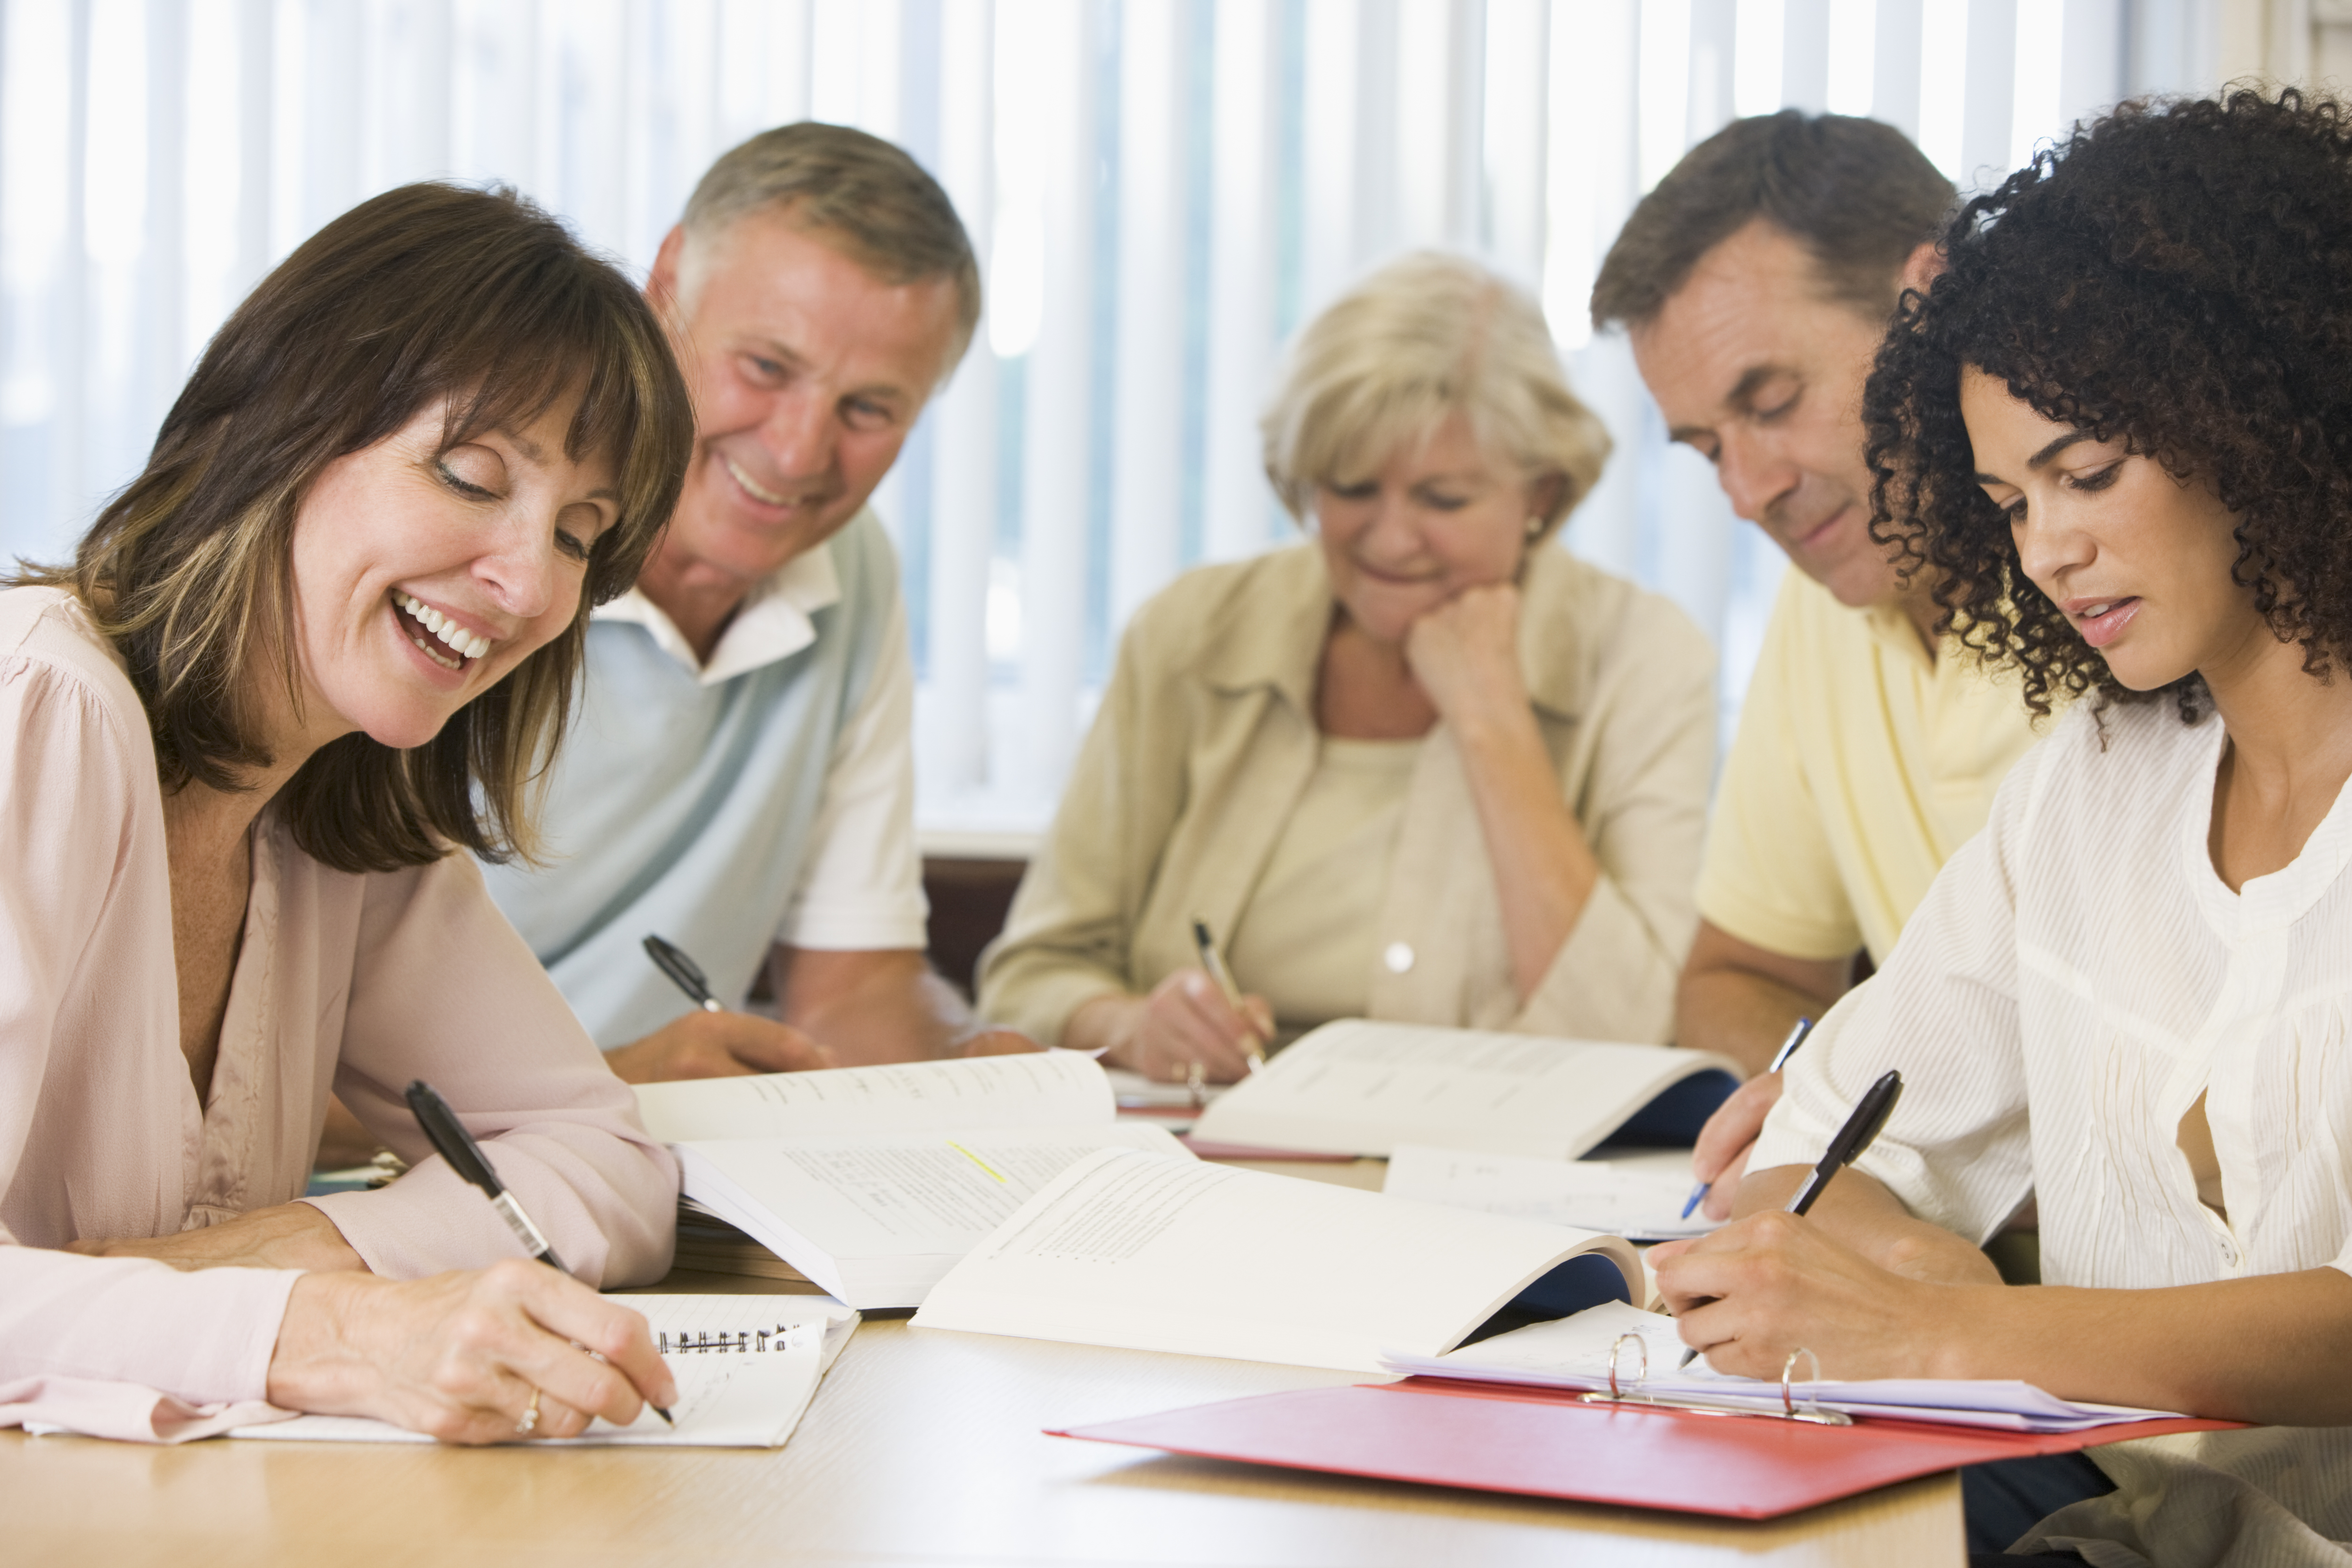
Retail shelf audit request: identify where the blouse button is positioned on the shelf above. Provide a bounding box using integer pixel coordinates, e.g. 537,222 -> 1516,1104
1383,941 -> 1415,975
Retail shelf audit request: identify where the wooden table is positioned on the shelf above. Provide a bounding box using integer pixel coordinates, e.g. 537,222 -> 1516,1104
0,1153 -> 1965,1566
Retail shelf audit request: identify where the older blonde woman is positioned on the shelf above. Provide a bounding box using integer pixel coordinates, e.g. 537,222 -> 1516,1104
980,253 -> 1716,1085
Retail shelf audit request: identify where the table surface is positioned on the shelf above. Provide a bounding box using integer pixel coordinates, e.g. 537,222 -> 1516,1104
2,1156 -> 1965,1568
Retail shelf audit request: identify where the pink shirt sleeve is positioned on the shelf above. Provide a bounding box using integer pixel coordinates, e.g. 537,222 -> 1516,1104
0,646 -> 307,1427
304,851 -> 678,1287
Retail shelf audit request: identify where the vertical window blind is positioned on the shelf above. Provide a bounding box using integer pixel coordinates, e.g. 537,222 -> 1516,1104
0,0 -> 2230,839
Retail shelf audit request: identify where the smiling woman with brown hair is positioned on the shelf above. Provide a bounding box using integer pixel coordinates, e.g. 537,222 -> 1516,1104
0,181 -> 696,1445
979,253 -> 1716,1082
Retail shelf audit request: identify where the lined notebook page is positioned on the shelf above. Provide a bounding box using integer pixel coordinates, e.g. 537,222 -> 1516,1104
228,1296 -> 857,1448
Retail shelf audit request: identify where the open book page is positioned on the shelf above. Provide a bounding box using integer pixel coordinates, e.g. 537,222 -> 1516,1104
1384,1145 -> 1721,1241
911,1148 -> 1641,1373
634,1050 -> 1115,1143
1188,1020 -> 1740,1158
227,1298 -> 858,1448
678,1122 -> 1193,1307
1384,1305 -> 2183,1433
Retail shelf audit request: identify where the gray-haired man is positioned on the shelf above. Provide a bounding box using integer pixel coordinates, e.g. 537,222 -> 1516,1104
478,124 -> 1019,1094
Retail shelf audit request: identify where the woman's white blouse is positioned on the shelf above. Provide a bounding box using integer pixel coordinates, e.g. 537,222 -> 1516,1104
1754,696 -> 2352,1567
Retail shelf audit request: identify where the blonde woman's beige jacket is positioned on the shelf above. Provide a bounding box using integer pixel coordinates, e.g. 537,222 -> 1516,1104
977,541 -> 1717,1046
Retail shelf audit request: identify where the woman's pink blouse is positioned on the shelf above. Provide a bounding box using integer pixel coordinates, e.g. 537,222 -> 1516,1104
0,588 -> 678,1437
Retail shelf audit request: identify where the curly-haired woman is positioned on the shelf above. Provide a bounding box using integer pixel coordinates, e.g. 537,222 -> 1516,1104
0,184 -> 694,1444
1650,91 -> 2352,1564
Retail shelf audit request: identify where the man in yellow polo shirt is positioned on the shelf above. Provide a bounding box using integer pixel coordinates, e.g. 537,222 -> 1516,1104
1592,111 -> 2044,1217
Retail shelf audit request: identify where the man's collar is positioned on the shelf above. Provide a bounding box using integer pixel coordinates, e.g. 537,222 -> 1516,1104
595,515 -> 852,686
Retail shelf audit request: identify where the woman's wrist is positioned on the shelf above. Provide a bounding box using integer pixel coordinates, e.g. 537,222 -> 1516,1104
1915,1281 -> 2018,1381
1434,685 -> 1541,754
68,1201 -> 369,1274
1064,992 -> 1145,1066
266,1270 -> 380,1415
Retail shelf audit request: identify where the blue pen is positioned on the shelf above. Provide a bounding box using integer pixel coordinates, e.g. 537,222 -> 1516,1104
1680,1016 -> 1815,1219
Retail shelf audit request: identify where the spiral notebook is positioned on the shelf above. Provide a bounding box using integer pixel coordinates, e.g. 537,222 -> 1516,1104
226,1296 -> 858,1448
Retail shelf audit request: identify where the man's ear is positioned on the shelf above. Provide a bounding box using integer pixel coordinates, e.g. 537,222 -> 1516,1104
646,224 -> 690,318
1896,238 -> 1943,300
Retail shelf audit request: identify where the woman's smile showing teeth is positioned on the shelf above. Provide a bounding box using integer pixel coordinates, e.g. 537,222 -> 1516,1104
392,589 -> 492,671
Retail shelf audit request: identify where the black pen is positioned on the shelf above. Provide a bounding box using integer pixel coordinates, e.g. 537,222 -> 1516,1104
1681,1016 -> 1815,1219
1678,1067 -> 1903,1369
404,1079 -> 676,1428
1783,1069 -> 1903,1217
644,934 -> 724,1013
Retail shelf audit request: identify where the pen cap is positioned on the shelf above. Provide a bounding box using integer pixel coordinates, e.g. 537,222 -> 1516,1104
1843,1070 -> 1903,1162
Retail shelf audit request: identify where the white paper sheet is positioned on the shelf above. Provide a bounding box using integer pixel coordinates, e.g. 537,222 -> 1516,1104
227,1297 -> 858,1447
1383,1145 -> 1720,1241
634,1051 -> 1115,1143
912,1147 -> 1642,1373
1187,1020 -> 1738,1158
677,1122 -> 1194,1306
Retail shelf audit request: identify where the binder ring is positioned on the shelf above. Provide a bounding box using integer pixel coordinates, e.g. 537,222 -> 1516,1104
1780,1347 -> 1823,1420
1606,1331 -> 1649,1401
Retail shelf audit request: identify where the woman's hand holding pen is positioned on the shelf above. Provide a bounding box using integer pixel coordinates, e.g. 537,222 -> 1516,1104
266,1259 -> 677,1445
1650,1209 -> 1993,1383
1071,971 -> 1271,1086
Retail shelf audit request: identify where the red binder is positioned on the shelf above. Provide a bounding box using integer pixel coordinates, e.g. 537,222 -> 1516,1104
1048,1376 -> 2241,1520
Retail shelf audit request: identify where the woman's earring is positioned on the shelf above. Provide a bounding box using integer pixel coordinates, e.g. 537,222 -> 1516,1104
1524,516 -> 1545,539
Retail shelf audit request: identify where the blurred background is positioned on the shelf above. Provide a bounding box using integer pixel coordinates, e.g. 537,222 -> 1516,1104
0,0 -> 2330,844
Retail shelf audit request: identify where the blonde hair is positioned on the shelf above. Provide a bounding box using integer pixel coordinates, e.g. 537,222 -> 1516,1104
1261,252 -> 1610,539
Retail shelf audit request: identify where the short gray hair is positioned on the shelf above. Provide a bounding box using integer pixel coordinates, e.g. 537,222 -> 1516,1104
683,122 -> 982,368
1262,252 -> 1610,539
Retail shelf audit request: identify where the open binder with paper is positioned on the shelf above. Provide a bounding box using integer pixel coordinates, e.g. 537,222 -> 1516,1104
1381,1301 -> 2190,1433
1048,1299 -> 2243,1520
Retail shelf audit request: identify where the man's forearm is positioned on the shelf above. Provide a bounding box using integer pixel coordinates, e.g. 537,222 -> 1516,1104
777,947 -> 974,1064
1676,970 -> 1822,1074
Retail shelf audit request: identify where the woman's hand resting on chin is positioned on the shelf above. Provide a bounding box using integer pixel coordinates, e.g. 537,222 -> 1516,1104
1402,582 -> 1528,733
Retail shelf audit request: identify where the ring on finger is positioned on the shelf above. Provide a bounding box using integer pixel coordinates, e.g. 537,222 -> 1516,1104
515,1385 -> 542,1437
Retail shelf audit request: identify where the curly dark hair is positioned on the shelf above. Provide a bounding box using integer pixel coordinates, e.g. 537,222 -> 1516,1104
1862,88 -> 2352,722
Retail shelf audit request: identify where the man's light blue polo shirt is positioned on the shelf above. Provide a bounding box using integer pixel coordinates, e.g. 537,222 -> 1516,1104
481,510 -> 925,1047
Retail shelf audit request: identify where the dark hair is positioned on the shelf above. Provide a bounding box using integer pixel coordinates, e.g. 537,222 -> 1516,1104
1591,110 -> 1953,330
16,182 -> 693,871
1862,89 -> 2352,724
683,121 -> 980,368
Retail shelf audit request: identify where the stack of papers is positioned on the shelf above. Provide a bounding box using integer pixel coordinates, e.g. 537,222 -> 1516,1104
1382,1302 -> 2184,1434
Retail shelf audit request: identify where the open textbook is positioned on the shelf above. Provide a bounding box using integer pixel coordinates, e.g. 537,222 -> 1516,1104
1383,1144 -> 1720,1242
228,1297 -> 858,1448
635,1053 -> 1193,1309
1381,1302 -> 2184,1433
912,1147 -> 1644,1373
1187,1020 -> 1740,1158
